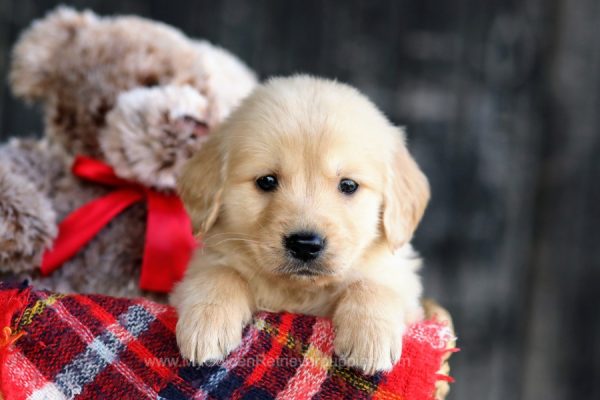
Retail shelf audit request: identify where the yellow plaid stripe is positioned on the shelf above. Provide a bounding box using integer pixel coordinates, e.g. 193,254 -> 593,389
254,316 -> 403,399
304,344 -> 332,370
18,293 -> 66,329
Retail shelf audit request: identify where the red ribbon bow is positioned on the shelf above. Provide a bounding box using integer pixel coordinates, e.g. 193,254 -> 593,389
41,156 -> 197,293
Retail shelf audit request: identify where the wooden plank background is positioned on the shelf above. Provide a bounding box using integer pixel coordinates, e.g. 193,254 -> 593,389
1,1 -> 598,398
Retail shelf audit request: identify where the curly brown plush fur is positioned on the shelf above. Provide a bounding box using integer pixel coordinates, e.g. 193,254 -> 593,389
0,7 -> 256,299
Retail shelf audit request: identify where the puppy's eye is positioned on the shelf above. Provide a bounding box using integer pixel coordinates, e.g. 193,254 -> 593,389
338,178 -> 359,195
256,175 -> 278,192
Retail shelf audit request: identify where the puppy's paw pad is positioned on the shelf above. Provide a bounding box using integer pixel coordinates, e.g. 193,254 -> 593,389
176,304 -> 246,365
333,316 -> 404,375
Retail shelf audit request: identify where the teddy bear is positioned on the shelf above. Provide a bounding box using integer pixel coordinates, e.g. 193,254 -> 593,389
0,7 -> 257,299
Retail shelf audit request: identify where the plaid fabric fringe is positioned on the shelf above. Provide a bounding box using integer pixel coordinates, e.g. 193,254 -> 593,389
0,283 -> 455,400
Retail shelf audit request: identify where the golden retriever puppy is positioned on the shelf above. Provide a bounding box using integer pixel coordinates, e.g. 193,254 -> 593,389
172,75 -> 430,374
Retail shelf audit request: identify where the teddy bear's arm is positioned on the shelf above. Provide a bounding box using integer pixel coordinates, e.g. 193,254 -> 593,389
0,140 -> 58,274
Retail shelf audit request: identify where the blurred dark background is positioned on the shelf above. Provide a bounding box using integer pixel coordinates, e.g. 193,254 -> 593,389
1,1 -> 599,399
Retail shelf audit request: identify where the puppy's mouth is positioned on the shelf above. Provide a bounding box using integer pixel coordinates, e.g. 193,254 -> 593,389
295,269 -> 320,275
276,261 -> 333,278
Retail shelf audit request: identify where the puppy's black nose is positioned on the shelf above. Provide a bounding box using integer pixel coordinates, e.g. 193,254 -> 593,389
284,232 -> 325,262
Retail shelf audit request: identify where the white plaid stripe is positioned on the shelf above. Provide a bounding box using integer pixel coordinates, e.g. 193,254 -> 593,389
39,298 -> 158,399
192,324 -> 262,399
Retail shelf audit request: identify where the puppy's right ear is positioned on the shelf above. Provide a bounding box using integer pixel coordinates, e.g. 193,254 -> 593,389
177,134 -> 225,234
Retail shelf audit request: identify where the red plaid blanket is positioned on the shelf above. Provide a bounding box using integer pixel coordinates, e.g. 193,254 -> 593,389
0,283 -> 455,399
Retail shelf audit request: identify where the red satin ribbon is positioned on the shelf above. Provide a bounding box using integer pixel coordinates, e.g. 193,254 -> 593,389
41,156 -> 197,293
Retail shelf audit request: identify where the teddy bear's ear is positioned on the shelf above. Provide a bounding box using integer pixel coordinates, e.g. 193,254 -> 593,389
10,7 -> 97,102
194,41 -> 257,125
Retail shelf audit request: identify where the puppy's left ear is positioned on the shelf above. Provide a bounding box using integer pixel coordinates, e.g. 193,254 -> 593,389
383,131 -> 430,251
177,134 -> 225,235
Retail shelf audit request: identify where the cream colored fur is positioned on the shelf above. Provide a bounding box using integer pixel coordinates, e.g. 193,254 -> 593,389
172,75 -> 430,374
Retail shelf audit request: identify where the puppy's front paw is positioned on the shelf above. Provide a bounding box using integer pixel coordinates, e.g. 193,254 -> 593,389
333,313 -> 404,374
176,304 -> 247,365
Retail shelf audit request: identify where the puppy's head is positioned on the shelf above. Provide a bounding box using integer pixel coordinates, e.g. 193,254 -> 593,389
178,76 -> 429,282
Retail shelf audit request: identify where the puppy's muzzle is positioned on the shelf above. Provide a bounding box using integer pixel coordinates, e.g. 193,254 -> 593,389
284,231 -> 325,262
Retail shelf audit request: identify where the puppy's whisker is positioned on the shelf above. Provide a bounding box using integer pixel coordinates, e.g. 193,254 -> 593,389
204,232 -> 255,239
202,236 -> 280,253
202,232 -> 256,243
276,261 -> 295,275
210,238 -> 261,246
202,233 -> 256,244
204,232 -> 278,251
206,238 -> 264,248
219,203 -> 271,232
